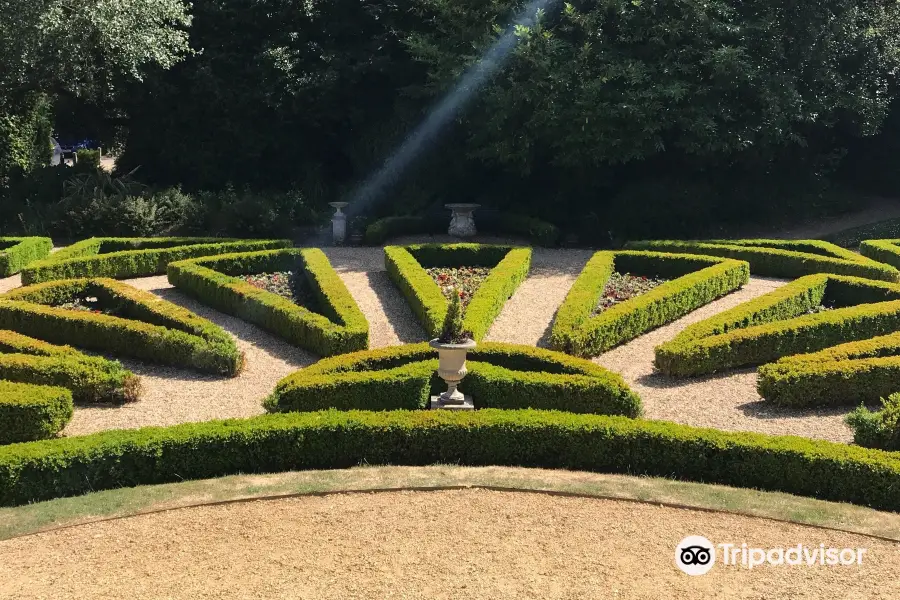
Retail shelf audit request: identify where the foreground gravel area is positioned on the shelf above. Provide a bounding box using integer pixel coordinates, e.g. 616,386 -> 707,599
1,489 -> 895,599
595,277 -> 856,443
0,274 -> 20,294
63,276 -> 316,436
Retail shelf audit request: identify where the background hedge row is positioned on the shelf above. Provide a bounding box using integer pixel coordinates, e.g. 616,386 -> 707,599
266,342 -> 642,417
0,381 -> 72,445
550,251 -> 749,357
385,243 -> 531,341
625,239 -> 900,281
0,237 -> 52,277
168,248 -> 368,356
364,213 -> 560,247
21,237 -> 291,284
656,274 -> 900,376
0,278 -> 243,375
2,409 -> 900,510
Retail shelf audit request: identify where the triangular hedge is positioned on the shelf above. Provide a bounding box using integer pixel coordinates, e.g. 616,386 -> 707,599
860,239 -> 900,270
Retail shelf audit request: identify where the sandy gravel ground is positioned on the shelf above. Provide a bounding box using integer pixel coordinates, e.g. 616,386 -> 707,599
486,248 -> 594,346
595,276 -> 855,442
0,274 -> 20,294
63,276 -> 316,436
1,489 -> 896,599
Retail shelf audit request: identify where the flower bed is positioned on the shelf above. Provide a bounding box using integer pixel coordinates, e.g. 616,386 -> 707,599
236,271 -> 316,308
594,272 -> 669,314
425,266 -> 491,308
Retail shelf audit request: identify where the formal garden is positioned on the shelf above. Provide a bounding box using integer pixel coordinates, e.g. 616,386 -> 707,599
5,0 -> 900,595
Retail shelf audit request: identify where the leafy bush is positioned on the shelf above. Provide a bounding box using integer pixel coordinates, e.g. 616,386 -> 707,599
364,213 -> 560,246
0,237 -> 52,277
0,381 -> 72,444
168,248 -> 368,356
550,251 -> 749,357
385,243 -> 531,341
3,408 -> 900,509
74,149 -> 101,169
859,239 -> 900,271
266,342 -> 642,416
846,394 -> 900,451
195,186 -> 318,238
656,274 -> 900,376
625,239 -> 899,282
21,237 -> 291,284
0,278 -> 243,375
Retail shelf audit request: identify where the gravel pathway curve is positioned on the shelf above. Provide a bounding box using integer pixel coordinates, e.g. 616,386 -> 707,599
323,247 -> 426,348
486,248 -> 594,346
63,276 -> 316,436
2,489 -> 895,599
594,276 -> 855,442
0,274 -> 20,294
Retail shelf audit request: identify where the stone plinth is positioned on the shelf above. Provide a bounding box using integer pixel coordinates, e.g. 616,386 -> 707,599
445,203 -> 481,238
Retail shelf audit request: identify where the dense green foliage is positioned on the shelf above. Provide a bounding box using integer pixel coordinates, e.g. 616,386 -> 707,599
550,251 -> 749,357
846,394 -> 900,451
266,342 -> 642,416
21,237 -> 290,283
0,381 -> 72,444
167,248 -> 368,356
859,239 -> 900,271
2,408 -> 900,509
626,239 -> 900,281
0,236 -> 52,276
385,244 -> 531,341
656,274 -> 900,376
0,278 -> 243,375
365,213 -> 560,246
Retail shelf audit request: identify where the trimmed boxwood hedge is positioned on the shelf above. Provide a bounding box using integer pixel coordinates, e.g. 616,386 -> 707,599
20,237 -> 291,284
3,409 -> 900,510
656,274 -> 900,376
167,248 -> 368,356
549,251 -> 749,357
364,214 -> 560,246
0,237 -> 53,277
385,243 -> 531,341
0,278 -> 243,375
625,238 -> 899,281
265,342 -> 642,417
846,394 -> 900,451
860,239 -> 900,271
0,381 -> 72,445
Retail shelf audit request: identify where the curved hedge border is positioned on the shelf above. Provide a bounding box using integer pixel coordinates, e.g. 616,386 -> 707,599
167,248 -> 368,356
21,237 -> 291,284
0,237 -> 52,277
625,238 -> 899,281
0,330 -> 140,404
0,278 -> 242,375
3,409 -> 900,510
549,251 -> 749,357
385,243 -> 531,341
266,342 -> 642,416
365,214 -> 560,247
860,239 -> 900,271
656,274 -> 900,376
0,381 -> 72,445
846,394 -> 900,451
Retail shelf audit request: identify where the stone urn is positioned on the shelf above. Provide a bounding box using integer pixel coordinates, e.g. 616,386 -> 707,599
328,202 -> 349,245
429,338 -> 477,408
445,203 -> 481,238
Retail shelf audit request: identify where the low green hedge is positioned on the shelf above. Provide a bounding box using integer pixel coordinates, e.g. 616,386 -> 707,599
21,237 -> 291,284
625,239 -> 899,281
860,239 -> 900,271
385,243 -> 531,341
0,278 -> 242,375
656,274 -> 900,376
365,214 -> 560,246
3,409 -> 900,510
265,342 -> 642,417
167,248 -> 368,356
846,394 -> 900,451
0,381 -> 72,445
0,237 -> 53,277
757,332 -> 900,407
549,251 -> 749,357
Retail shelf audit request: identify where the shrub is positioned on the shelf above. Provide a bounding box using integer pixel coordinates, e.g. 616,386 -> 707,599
625,239 -> 899,282
385,243 -> 531,341
0,381 -> 72,445
21,237 -> 291,284
167,248 -> 368,356
0,237 -> 53,277
3,408 -> 900,510
364,216 -> 444,245
656,274 -> 900,376
550,251 -> 749,357
365,213 -> 560,246
74,149 -> 101,169
859,239 -> 900,271
846,394 -> 900,451
265,342 -> 642,416
0,278 -> 242,375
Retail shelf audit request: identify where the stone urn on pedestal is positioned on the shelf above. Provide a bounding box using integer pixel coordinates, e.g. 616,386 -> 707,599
445,203 -> 481,238
328,202 -> 349,245
429,289 -> 476,410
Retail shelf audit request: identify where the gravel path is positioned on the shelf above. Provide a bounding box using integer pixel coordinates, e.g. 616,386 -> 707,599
1,489 -> 895,599
63,276 -> 316,436
595,276 -> 855,442
486,248 -> 594,346
0,274 -> 20,294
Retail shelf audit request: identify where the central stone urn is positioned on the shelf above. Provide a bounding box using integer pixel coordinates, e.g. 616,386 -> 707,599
429,338 -> 477,406
445,203 -> 480,238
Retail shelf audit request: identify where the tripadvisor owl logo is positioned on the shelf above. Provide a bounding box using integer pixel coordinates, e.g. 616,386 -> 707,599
675,536 -> 716,575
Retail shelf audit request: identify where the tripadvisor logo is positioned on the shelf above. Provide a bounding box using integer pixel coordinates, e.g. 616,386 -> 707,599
675,536 -> 867,575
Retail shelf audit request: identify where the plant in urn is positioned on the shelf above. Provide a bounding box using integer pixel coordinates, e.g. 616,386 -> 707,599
429,289 -> 476,409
